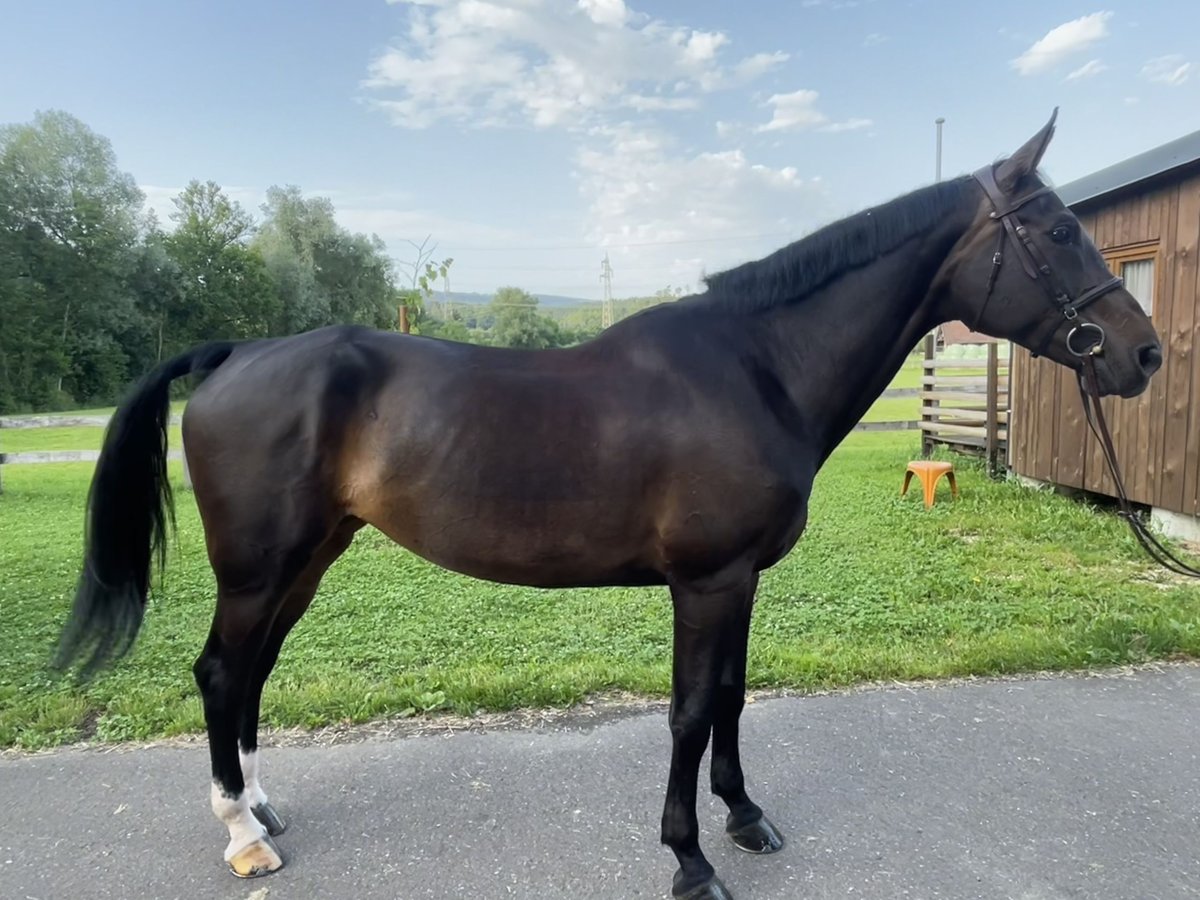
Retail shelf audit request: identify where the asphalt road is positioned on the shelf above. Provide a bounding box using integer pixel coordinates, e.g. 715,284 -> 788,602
5,665 -> 1200,900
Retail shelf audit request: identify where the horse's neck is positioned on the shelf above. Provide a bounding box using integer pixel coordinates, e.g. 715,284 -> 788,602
757,226 -> 967,460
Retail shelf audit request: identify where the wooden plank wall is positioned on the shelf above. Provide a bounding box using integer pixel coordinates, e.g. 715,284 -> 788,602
1010,170 -> 1200,516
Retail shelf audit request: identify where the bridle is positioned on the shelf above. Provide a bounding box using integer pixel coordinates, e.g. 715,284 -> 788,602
970,163 -> 1123,357
970,163 -> 1200,579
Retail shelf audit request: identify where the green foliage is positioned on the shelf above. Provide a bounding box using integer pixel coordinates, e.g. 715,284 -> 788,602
3,431 -> 1200,750
252,185 -> 396,334
0,110 -> 417,412
489,286 -> 564,349
0,110 -> 146,410
161,181 -> 277,354
400,254 -> 455,337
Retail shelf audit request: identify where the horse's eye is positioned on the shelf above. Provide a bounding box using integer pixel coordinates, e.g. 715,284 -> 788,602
1050,224 -> 1074,244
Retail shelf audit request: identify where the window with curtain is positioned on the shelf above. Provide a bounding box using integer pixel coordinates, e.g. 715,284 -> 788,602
1121,258 -> 1155,316
1101,242 -> 1158,318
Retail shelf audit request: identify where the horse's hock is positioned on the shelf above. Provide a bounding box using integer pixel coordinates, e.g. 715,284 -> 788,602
901,460 -> 959,509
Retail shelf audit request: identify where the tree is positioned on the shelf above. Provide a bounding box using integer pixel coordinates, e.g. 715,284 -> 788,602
253,185 -> 396,334
435,319 -> 471,342
127,232 -> 186,368
489,287 -> 563,349
0,109 -> 145,408
170,180 -> 253,248
163,180 -> 276,355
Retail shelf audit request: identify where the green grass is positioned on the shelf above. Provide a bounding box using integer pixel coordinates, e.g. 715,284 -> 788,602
2,432 -> 1198,751
0,425 -> 183,454
861,396 -> 916,423
886,355 -> 924,391
0,401 -> 184,454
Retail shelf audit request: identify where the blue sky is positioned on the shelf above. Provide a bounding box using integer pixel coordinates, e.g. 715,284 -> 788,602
3,0 -> 1198,299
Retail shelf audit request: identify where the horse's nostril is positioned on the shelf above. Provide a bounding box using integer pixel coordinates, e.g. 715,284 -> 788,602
1138,343 -> 1163,376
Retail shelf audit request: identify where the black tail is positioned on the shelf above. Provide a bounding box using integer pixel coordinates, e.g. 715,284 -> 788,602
53,341 -> 238,679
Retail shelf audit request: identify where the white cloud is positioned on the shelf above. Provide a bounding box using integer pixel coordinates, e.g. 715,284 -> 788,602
1141,55 -> 1192,86
573,124 -> 833,292
756,89 -> 826,132
1011,12 -> 1112,76
363,0 -> 786,130
755,89 -> 871,134
1066,59 -> 1108,80
731,51 -> 790,83
820,117 -> 872,133
362,2 -> 849,296
577,0 -> 627,27
863,32 -> 888,47
626,94 -> 700,112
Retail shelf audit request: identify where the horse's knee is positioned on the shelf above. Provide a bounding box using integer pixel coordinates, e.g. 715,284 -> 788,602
670,698 -> 716,742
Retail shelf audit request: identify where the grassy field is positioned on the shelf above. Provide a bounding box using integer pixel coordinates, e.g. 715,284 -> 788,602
2,423 -> 1198,751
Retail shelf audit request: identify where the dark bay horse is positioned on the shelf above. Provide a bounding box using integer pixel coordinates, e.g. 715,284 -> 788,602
55,111 -> 1162,899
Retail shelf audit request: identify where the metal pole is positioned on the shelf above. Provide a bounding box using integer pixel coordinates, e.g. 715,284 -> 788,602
935,117 -> 945,182
926,116 -> 947,369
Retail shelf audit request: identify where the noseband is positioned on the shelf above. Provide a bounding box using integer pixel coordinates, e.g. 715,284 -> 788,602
971,164 -> 1200,579
970,164 -> 1124,358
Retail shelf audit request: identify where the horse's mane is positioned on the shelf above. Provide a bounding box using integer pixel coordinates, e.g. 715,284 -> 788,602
700,175 -> 975,312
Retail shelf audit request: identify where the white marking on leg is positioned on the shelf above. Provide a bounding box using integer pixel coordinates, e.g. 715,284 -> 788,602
239,747 -> 269,809
211,781 -> 268,861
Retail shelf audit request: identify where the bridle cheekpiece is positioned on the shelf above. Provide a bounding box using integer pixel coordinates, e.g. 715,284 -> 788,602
970,163 -> 1123,359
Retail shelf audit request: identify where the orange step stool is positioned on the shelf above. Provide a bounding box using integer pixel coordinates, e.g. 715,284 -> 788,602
901,460 -> 959,508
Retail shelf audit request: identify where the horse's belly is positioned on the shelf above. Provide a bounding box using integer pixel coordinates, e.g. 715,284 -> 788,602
353,484 -> 663,588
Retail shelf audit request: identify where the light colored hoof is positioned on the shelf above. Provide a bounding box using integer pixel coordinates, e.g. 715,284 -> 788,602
227,836 -> 284,878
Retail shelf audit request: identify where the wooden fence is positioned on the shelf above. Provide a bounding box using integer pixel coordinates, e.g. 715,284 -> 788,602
0,391 -> 928,494
920,339 -> 1010,475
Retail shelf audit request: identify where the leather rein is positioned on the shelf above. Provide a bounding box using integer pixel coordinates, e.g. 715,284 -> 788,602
972,164 -> 1200,579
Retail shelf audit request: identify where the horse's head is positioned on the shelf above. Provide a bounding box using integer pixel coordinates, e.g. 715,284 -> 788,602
941,109 -> 1161,398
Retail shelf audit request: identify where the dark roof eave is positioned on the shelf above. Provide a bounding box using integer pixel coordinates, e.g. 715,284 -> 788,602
1055,129 -> 1200,208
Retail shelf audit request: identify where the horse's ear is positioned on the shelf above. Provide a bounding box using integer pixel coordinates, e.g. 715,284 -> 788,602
996,108 -> 1058,192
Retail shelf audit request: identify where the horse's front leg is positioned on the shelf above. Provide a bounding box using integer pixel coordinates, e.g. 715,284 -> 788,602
708,572 -> 784,854
661,574 -> 759,900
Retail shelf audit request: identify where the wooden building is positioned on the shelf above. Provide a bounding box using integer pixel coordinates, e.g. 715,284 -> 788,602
1008,128 -> 1200,537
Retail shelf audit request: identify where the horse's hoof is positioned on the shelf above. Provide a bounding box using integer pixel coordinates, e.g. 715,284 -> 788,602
227,836 -> 284,878
673,871 -> 734,900
727,815 -> 784,854
251,801 -> 287,836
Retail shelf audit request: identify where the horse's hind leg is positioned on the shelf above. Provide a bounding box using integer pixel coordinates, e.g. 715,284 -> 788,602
194,588 -> 284,878
194,521 -> 338,877
238,520 -> 361,838
708,572 -> 784,854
